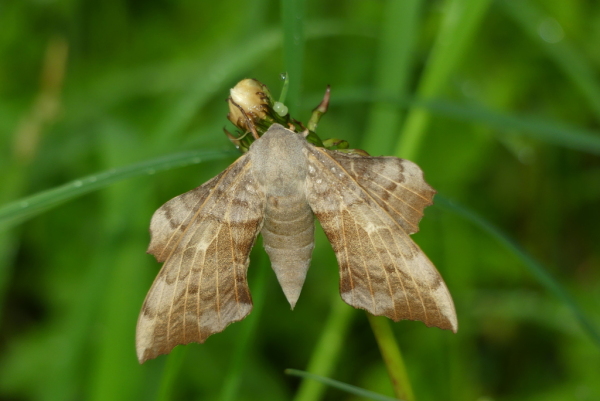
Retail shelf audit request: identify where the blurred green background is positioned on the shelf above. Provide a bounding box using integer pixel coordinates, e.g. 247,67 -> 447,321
1,0 -> 599,400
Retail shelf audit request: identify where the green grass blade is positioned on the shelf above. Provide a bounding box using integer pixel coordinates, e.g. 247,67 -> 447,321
218,249 -> 270,401
435,194 -> 600,348
395,0 -> 492,160
151,29 -> 282,149
366,315 -> 414,401
287,369 -> 402,401
362,0 -> 423,155
151,18 -> 367,149
292,298 -> 355,401
419,99 -> 600,155
500,0 -> 600,119
156,346 -> 187,401
325,89 -> 600,156
0,149 -> 237,230
281,0 -> 305,114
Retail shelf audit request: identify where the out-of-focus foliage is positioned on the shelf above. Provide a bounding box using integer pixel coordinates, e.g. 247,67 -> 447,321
0,0 -> 599,400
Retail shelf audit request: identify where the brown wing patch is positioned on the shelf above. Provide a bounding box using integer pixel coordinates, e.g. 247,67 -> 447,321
326,152 -> 436,235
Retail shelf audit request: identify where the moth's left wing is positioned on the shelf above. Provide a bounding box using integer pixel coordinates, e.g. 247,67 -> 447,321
305,146 -> 457,332
137,154 -> 265,363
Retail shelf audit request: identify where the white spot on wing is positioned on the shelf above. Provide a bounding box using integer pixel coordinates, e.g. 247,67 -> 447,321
364,221 -> 377,233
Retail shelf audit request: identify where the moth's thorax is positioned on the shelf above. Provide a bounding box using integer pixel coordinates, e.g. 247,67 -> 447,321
250,124 -> 308,197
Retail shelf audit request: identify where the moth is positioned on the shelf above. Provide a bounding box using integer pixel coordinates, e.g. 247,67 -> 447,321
136,123 -> 457,363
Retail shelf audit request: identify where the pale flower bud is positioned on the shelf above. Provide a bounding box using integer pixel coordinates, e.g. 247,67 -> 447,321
227,79 -> 272,132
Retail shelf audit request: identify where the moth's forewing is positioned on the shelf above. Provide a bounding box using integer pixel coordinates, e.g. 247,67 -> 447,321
321,153 -> 436,234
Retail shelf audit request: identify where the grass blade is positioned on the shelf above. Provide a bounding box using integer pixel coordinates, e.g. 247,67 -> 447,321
281,0 -> 305,113
287,369 -> 402,401
367,315 -> 414,401
435,194 -> 600,348
362,0 -> 424,156
395,0 -> 492,160
500,0 -> 600,119
292,298 -> 355,401
326,89 -> 600,156
419,99 -> 600,155
155,347 -> 187,401
218,249 -> 270,401
0,149 -> 237,230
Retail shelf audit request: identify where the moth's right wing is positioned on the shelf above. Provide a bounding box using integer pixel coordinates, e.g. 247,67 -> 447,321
305,146 -> 457,332
137,154 -> 265,363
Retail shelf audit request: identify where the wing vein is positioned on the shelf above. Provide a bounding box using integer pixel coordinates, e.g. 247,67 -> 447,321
389,230 -> 430,321
215,226 -> 221,326
165,249 -> 184,346
196,246 -> 204,338
227,204 -> 240,313
365,225 -> 397,317
372,169 -> 432,202
339,207 -> 355,300
351,211 -> 377,312
370,180 -> 425,215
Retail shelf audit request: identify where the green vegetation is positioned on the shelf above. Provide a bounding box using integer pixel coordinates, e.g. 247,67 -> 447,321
1,0 -> 599,400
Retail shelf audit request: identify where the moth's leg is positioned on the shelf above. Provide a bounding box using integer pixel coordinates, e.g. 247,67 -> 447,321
307,85 -> 330,132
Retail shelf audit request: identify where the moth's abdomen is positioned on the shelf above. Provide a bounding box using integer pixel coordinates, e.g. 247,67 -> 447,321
261,194 -> 315,308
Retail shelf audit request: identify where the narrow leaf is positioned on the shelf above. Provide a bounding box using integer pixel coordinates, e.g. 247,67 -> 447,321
0,149 -> 237,230
286,369 -> 402,401
435,194 -> 600,348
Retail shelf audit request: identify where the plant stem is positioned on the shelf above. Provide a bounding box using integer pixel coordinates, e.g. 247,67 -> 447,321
362,0 -> 423,156
367,314 -> 415,401
280,0 -> 305,114
156,346 -> 187,401
292,298 -> 355,401
218,249 -> 270,401
395,0 -> 491,161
